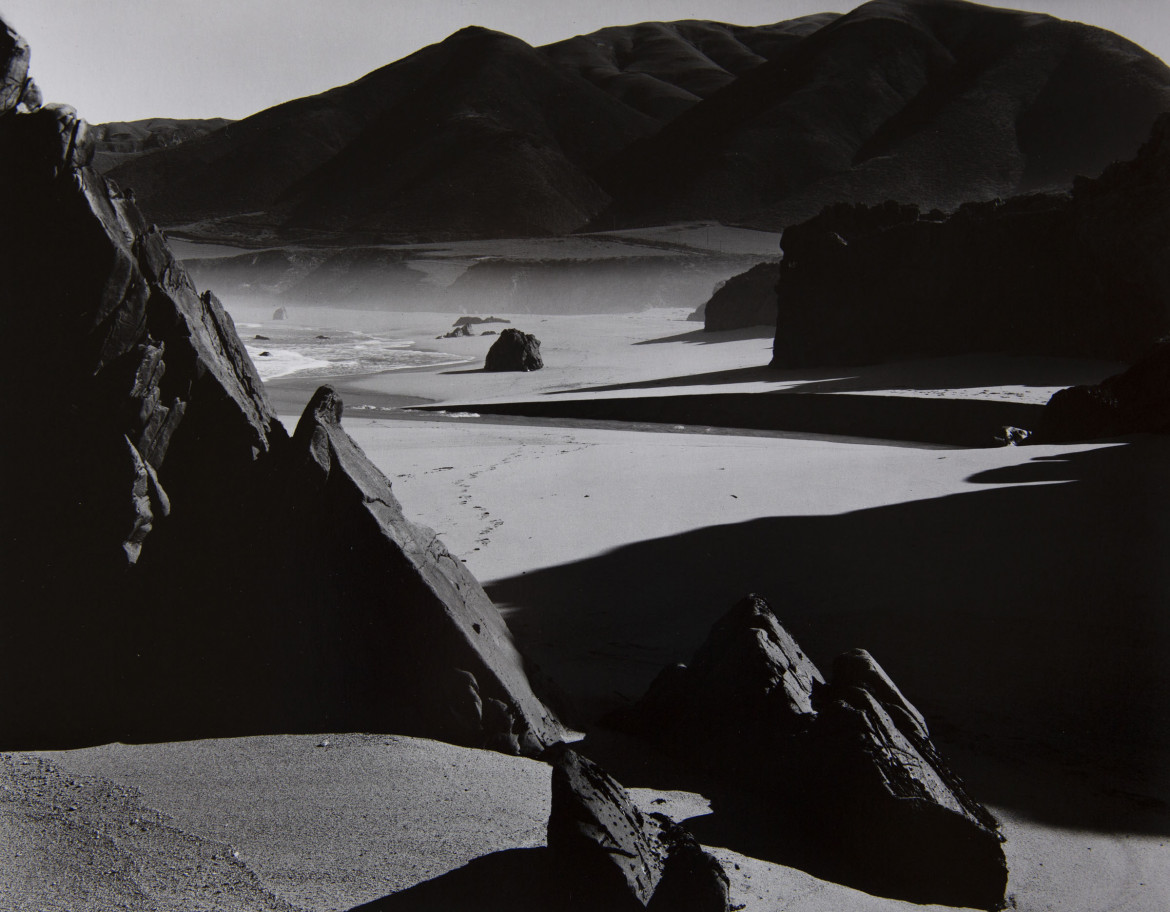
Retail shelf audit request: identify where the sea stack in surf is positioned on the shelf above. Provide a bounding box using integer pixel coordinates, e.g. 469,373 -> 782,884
0,17 -> 561,754
612,594 -> 1008,910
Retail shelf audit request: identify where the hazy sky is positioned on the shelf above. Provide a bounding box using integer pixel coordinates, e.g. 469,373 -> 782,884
3,1 -> 1168,123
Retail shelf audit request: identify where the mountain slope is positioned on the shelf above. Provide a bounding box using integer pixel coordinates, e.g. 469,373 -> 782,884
110,27 -> 657,243
542,15 -> 837,122
596,0 -> 1170,230
90,117 -> 232,172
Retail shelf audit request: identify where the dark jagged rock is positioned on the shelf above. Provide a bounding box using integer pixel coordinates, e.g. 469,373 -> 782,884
485,328 -> 544,372
700,262 -> 781,331
443,323 -> 473,338
0,18 -> 562,754
614,594 -> 823,757
612,595 -> 1007,909
1033,340 -> 1170,442
773,113 -> 1170,367
545,745 -> 729,912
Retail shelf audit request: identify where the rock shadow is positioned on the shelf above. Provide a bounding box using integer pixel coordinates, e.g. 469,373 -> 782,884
348,847 -> 591,912
489,439 -> 1170,833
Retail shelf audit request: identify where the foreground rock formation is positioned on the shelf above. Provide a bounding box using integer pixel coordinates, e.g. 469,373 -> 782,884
546,745 -> 730,912
1033,340 -> 1170,442
773,112 -> 1170,366
0,20 -> 561,754
485,328 -> 544,372
613,595 -> 1008,909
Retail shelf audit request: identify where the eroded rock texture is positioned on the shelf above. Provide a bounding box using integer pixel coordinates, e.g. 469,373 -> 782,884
773,113 -> 1170,367
485,327 -> 544,371
614,595 -> 1007,909
545,745 -> 729,912
0,20 -> 561,754
1034,340 -> 1170,442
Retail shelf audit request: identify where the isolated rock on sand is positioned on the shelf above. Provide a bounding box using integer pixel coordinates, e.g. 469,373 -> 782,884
485,327 -> 544,371
0,17 -> 561,754
613,594 -> 1007,909
1034,339 -> 1170,442
546,744 -> 729,912
701,262 -> 781,331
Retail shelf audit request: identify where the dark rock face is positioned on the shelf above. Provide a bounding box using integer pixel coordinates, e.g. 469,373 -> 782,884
0,19 -> 561,754
1034,340 -> 1170,442
773,113 -> 1170,366
485,328 -> 544,372
545,745 -> 729,912
273,305 -> 287,320
614,595 -> 1007,909
700,262 -> 780,331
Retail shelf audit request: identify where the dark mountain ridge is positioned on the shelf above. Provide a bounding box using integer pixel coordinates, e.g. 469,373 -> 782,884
90,116 -> 232,172
108,1 -> 1170,246
595,0 -> 1170,230
110,26 -> 656,243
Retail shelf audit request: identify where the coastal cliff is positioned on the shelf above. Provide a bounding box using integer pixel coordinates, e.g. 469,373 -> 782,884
772,112 -> 1170,367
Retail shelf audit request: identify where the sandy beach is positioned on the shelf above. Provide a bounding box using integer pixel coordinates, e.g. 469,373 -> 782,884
4,305 -> 1167,911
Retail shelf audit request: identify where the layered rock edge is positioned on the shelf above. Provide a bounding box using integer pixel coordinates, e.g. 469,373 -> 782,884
0,18 -> 561,754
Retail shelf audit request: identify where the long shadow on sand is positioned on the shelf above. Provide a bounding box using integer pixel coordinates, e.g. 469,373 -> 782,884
347,848 -> 565,912
488,439 -> 1170,833
557,358 -> 1119,397
447,390 -> 1044,446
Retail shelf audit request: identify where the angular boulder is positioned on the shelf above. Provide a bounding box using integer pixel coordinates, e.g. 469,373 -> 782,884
1033,340 -> 1170,442
612,595 -> 1007,909
613,594 -> 823,761
485,327 -> 544,371
545,744 -> 729,912
0,18 -> 561,754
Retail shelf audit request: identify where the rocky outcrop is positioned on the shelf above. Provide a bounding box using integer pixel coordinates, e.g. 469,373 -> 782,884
545,745 -> 729,912
485,328 -> 544,371
773,112 -> 1170,366
454,315 -> 511,326
1033,340 -> 1170,442
441,323 -> 473,338
613,595 -> 1007,909
0,19 -> 561,754
700,262 -> 780,331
